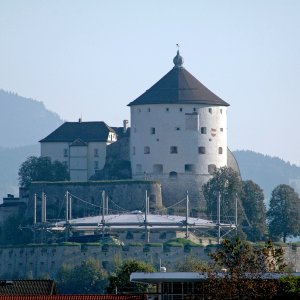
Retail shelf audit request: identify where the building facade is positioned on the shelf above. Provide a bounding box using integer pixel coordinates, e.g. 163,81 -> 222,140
40,121 -> 117,181
128,51 -> 230,207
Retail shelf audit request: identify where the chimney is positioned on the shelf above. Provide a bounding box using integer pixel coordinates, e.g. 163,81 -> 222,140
123,120 -> 129,133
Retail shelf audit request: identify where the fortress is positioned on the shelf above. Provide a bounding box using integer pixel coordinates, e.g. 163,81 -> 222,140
34,50 -> 239,213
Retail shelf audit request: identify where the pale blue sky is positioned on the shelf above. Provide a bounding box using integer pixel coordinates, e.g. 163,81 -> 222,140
1,0 -> 300,165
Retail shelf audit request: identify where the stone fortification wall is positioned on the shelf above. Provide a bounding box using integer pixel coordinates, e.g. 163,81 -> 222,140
0,244 -> 299,280
134,174 -> 209,212
26,180 -> 162,221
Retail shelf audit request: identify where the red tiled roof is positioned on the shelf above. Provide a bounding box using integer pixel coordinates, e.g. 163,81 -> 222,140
0,296 -> 144,300
0,280 -> 56,295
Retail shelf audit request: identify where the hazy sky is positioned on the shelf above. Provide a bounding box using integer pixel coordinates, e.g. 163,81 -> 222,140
1,1 -> 300,165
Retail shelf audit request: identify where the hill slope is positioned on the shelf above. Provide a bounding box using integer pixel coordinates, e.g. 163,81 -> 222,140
0,144 -> 39,198
233,150 -> 300,200
0,89 -> 63,147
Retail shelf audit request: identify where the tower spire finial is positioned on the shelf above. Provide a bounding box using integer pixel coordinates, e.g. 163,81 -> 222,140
173,44 -> 184,68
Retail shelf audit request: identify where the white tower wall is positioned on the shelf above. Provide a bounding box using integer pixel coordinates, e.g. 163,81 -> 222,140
130,104 -> 227,179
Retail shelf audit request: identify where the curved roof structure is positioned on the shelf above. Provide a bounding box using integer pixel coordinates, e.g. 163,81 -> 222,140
48,212 -> 236,231
128,51 -> 229,107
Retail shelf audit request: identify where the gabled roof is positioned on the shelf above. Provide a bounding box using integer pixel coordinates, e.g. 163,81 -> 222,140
0,280 -> 56,295
70,138 -> 87,147
40,122 -> 115,143
128,52 -> 229,107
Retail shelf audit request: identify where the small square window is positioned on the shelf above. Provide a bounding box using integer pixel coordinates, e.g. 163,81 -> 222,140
94,149 -> 99,157
220,128 -> 223,132
170,146 -> 178,154
201,127 -> 207,134
193,108 -> 196,112
136,164 -> 142,173
218,147 -> 223,154
148,108 -> 151,112
63,149 -> 68,157
209,108 -> 212,114
175,127 -> 180,131
179,108 -> 183,112
208,164 -> 216,174
144,146 -> 150,154
198,147 -> 206,154
138,108 -> 141,112
132,146 -> 136,155
166,108 -> 169,112
185,164 -> 195,173
150,127 -> 155,135
220,109 -> 223,114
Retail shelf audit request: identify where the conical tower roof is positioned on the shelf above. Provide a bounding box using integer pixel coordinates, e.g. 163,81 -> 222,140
128,51 -> 229,107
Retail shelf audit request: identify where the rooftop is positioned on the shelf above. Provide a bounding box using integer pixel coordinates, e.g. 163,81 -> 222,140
128,51 -> 229,107
39,122 -> 115,143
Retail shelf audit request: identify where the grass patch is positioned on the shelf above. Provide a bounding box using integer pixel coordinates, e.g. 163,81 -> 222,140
164,238 -> 200,247
128,242 -> 143,247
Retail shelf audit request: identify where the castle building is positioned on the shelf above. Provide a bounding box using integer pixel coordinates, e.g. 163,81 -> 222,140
128,51 -> 230,207
39,121 -> 117,181
36,51 -> 234,210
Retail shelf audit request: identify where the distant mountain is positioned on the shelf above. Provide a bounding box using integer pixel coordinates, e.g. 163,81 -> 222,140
0,89 -> 63,147
0,144 -> 39,199
233,150 -> 300,200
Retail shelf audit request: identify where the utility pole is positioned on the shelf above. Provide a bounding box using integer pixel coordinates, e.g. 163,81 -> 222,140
65,191 -> 69,241
217,192 -> 221,244
185,190 -> 189,238
33,193 -> 37,225
235,193 -> 238,235
145,190 -> 149,243
102,191 -> 105,238
69,195 -> 72,221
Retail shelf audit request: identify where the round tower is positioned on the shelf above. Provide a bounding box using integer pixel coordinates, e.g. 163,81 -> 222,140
128,51 -> 230,210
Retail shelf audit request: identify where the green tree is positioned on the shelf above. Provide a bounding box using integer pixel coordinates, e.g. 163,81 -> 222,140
107,259 -> 154,294
279,275 -> 300,299
241,180 -> 267,241
175,255 -> 210,272
207,238 -> 285,299
57,258 -> 107,294
0,215 -> 32,245
203,167 -> 244,235
267,184 -> 300,242
18,156 -> 69,187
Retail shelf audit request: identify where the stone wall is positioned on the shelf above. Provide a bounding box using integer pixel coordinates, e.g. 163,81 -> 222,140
26,181 -> 162,221
0,244 -> 299,280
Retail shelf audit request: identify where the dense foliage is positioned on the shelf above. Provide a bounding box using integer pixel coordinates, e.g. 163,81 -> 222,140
203,167 -> 242,224
57,258 -> 107,294
107,259 -> 154,294
203,167 -> 268,241
240,180 -> 267,241
18,156 -> 69,187
208,238 -> 286,299
267,184 -> 300,242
